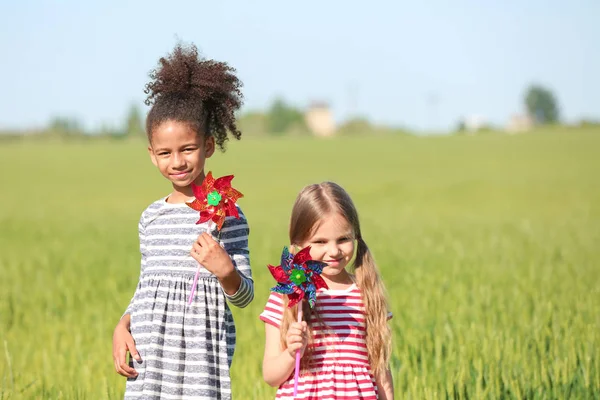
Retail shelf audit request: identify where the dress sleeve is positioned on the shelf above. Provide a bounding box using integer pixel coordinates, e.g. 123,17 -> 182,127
218,206 -> 254,308
122,213 -> 147,317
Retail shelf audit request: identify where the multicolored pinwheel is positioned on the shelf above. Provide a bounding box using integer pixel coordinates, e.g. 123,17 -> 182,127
186,171 -> 243,230
268,246 -> 328,308
267,245 -> 328,396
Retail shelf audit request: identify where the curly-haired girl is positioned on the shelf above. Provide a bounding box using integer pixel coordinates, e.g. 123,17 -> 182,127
112,42 -> 253,400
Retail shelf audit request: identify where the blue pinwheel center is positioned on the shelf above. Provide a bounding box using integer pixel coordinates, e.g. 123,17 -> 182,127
289,268 -> 307,285
207,190 -> 222,206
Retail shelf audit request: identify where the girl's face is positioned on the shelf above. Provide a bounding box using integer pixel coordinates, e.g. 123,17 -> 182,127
148,120 -> 215,196
300,212 -> 356,282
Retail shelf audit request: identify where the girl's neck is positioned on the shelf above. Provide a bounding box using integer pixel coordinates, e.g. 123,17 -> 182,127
321,271 -> 354,291
166,186 -> 194,204
166,172 -> 206,204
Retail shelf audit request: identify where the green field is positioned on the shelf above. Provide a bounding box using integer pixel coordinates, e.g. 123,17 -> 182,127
1,129 -> 599,399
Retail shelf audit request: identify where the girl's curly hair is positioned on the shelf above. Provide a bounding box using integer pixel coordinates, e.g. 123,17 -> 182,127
144,43 -> 243,151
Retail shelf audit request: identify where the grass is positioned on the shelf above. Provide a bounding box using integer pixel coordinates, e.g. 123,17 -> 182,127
0,128 -> 599,399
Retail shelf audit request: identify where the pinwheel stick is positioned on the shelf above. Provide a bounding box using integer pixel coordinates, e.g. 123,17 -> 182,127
188,220 -> 217,305
294,308 -> 303,396
188,267 -> 202,305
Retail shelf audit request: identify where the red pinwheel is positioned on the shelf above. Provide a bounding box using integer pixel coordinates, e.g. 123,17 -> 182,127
267,245 -> 328,396
186,171 -> 243,230
186,171 -> 244,305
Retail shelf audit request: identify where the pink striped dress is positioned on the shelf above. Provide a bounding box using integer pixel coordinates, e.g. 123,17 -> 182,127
260,284 -> 390,399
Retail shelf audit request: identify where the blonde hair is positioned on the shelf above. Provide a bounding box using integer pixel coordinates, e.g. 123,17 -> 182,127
281,182 -> 392,377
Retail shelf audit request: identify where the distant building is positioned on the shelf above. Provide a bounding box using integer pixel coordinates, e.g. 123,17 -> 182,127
463,115 -> 488,133
506,114 -> 534,134
305,102 -> 336,137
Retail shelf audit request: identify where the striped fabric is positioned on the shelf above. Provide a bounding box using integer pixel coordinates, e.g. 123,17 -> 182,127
260,284 -> 388,399
123,197 -> 253,399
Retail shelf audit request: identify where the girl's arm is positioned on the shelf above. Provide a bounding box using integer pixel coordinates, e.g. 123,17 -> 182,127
262,322 -> 307,387
220,265 -> 253,308
191,231 -> 253,308
122,214 -> 148,317
112,313 -> 141,377
218,211 -> 254,308
376,368 -> 394,400
113,213 -> 146,377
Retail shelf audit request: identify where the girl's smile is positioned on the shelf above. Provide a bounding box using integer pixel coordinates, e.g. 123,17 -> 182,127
300,212 -> 356,285
148,120 -> 215,202
169,171 -> 191,180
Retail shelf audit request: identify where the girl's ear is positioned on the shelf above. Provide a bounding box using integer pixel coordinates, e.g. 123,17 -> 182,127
148,146 -> 158,167
204,136 -> 216,158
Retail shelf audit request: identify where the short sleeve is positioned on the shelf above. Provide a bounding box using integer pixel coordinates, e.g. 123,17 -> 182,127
259,292 -> 285,329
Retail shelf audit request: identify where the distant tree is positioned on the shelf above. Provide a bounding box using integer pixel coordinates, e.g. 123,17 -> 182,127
99,123 -> 126,139
49,117 -> 84,136
578,118 -> 600,128
267,97 -> 306,135
455,118 -> 466,133
524,85 -> 560,124
337,117 -> 372,136
125,104 -> 145,137
237,111 -> 269,136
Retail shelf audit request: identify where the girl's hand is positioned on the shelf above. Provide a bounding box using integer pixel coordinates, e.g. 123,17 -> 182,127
285,321 -> 308,358
190,232 -> 234,279
112,320 -> 141,378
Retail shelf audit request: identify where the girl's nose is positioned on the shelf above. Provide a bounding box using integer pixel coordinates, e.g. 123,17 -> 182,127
172,153 -> 185,168
328,243 -> 342,256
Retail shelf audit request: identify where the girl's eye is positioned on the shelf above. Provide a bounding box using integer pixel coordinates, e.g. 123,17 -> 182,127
184,148 -> 195,152
338,237 -> 351,243
313,240 -> 326,244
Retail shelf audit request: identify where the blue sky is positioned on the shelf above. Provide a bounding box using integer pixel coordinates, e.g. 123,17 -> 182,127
1,0 -> 598,132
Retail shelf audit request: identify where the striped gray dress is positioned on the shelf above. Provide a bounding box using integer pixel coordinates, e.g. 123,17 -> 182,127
122,197 -> 253,399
